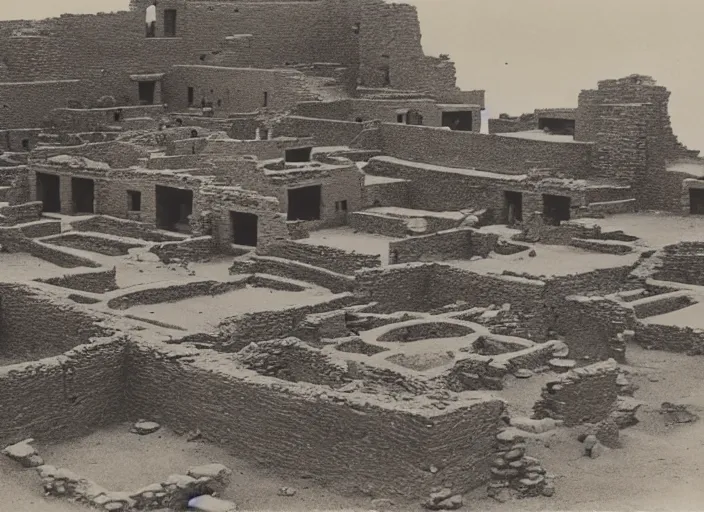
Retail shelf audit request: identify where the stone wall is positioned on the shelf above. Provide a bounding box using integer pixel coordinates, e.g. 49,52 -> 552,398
0,283 -> 111,362
215,293 -> 356,351
258,240 -> 381,275
635,322 -> 704,355
379,124 -> 592,176
32,141 -> 149,169
149,236 -> 216,263
0,338 -> 126,446
126,340 -> 504,499
651,242 -> 704,285
0,201 -> 42,225
276,116 -> 365,147
70,215 -> 185,242
552,295 -> 635,363
35,268 -> 118,294
389,229 -> 472,264
533,359 -> 619,427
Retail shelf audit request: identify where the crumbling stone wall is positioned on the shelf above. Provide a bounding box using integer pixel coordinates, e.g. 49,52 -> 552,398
533,360 -> 619,427
35,268 -> 118,294
258,240 -> 381,274
276,116 -> 365,147
32,141 -> 149,169
126,339 -> 505,498
71,216 -> 183,242
0,284 -> 112,361
149,236 -> 216,263
651,242 -> 704,285
0,338 -> 126,446
552,295 -> 635,363
635,322 -> 704,355
389,229 -> 473,264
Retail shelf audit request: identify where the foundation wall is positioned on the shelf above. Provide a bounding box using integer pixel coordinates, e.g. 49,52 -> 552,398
0,338 -> 126,446
126,340 -> 504,498
258,240 -> 381,274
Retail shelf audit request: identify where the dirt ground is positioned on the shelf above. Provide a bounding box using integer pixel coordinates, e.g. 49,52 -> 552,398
4,343 -> 704,511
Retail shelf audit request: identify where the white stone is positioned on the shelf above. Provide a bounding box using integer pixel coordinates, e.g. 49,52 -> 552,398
188,495 -> 238,512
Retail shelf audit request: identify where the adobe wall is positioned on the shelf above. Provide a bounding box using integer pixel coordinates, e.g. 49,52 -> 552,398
533,360 -> 619,427
0,284 -> 111,362
296,98 -> 446,126
355,264 -> 435,313
388,228 -> 497,264
487,115 -> 536,135
258,240 -> 381,274
276,116 -> 365,147
364,156 -> 523,212
36,268 -> 119,294
379,124 -> 593,176
70,215 -> 184,242
32,141 -> 149,169
0,338 -> 126,446
126,339 -> 503,498
363,178 -> 410,208
635,322 -> 704,355
0,79 -> 90,129
651,242 -> 704,286
163,66 -> 309,114
0,129 -> 41,152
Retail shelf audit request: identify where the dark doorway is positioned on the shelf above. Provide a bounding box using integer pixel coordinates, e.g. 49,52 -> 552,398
543,194 -> 571,225
164,9 -> 177,37
155,185 -> 193,232
263,91 -> 268,107
187,87 -> 194,107
231,211 -> 258,246
127,190 -> 142,212
538,118 -> 575,136
138,81 -> 156,105
442,111 -> 473,131
288,185 -> 321,221
504,191 -> 523,224
285,147 -> 312,163
72,177 -> 95,214
690,189 -> 704,215
36,172 -> 61,213
21,139 -> 30,151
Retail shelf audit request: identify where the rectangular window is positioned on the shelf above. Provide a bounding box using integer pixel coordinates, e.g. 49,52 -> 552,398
187,87 -> 194,106
263,91 -> 268,107
127,190 -> 142,212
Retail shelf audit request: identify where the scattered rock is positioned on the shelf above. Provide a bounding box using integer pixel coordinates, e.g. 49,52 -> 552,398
422,489 -> 463,510
661,402 -> 699,425
2,439 -> 44,468
187,429 -> 203,442
549,358 -> 576,372
188,495 -> 238,512
528,249 -> 537,257
371,498 -> 396,510
514,369 -> 533,379
510,417 -> 562,434
589,442 -> 605,459
278,487 -> 297,497
131,421 -> 161,435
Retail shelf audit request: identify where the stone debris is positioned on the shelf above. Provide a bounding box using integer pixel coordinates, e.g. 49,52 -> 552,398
277,486 -> 297,497
610,396 -> 643,428
660,402 -> 699,425
422,488 -> 463,510
581,435 -> 606,458
514,369 -> 533,379
131,420 -> 161,435
488,429 -> 554,500
188,494 -> 238,512
616,372 -> 638,397
510,417 -> 563,434
371,498 -> 396,510
548,358 -> 576,372
2,438 -> 44,468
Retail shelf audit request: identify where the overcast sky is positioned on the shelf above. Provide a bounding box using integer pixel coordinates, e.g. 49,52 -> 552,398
4,0 -> 704,150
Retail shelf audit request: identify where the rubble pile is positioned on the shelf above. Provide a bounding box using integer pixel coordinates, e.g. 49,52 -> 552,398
487,429 -> 554,502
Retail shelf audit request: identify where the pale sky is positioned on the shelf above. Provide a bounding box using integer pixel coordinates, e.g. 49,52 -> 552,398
4,0 -> 704,151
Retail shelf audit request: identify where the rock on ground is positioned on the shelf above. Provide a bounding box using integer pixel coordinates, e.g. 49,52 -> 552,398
131,421 -> 161,435
2,439 -> 44,467
188,495 -> 238,512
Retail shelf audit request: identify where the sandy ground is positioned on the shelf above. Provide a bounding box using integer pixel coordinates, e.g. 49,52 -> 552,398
593,212 -> 704,248
644,301 -> 704,329
125,285 -> 331,331
447,244 -> 641,277
0,253 -> 67,281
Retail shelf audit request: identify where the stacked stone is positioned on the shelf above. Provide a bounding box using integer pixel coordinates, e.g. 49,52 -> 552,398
488,430 -> 554,501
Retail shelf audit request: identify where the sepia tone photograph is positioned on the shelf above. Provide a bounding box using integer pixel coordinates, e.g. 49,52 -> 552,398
0,0 -> 703,510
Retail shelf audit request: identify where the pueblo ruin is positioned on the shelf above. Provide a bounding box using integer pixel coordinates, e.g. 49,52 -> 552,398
1,1 -> 704,511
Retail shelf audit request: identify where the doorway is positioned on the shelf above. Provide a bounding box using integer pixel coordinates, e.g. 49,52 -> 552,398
287,185 -> 321,221
442,111 -> 473,131
231,211 -> 258,246
690,188 -> 704,215
538,118 -> 575,136
138,81 -> 156,105
504,191 -> 523,224
155,185 -> 193,232
187,87 -> 194,107
164,9 -> 177,37
285,147 -> 312,163
543,194 -> 571,225
36,172 -> 61,213
71,177 -> 95,214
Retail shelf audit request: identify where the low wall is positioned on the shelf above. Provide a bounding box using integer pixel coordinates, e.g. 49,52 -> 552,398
258,241 -> 381,274
230,256 -> 355,294
126,341 -> 505,498
349,211 -> 408,238
44,233 -> 144,257
107,279 -> 248,311
0,201 -> 42,226
532,360 -> 619,427
215,293 -> 357,351
149,236 -> 216,263
0,228 -> 101,268
0,283 -> 110,362
651,242 -> 704,286
0,338 -> 126,446
36,268 -> 118,294
630,292 -> 696,319
390,229 -> 472,264
32,141 -> 149,169
71,216 -> 185,242
635,321 -> 704,355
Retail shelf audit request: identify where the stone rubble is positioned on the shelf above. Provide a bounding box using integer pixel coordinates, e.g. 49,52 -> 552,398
1,438 -> 44,468
131,420 -> 162,435
422,487 -> 464,510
